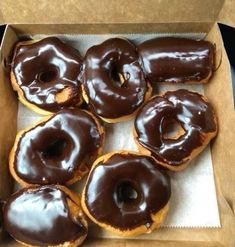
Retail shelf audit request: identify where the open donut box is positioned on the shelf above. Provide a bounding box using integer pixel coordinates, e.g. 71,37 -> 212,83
0,0 -> 234,246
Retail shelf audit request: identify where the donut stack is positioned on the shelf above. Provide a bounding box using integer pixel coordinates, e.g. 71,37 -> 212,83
1,36 -> 217,246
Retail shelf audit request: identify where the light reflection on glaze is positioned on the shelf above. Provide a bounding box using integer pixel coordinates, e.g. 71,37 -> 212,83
134,89 -> 217,166
84,153 -> 171,229
3,186 -> 87,245
14,109 -> 104,184
12,37 -> 83,111
138,37 -> 214,83
83,38 -> 148,119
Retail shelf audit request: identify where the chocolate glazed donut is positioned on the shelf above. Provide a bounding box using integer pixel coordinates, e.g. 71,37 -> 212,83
138,37 -> 215,84
82,38 -> 152,123
134,89 -> 217,171
3,185 -> 88,246
81,151 -> 171,236
11,37 -> 83,114
9,109 -> 104,186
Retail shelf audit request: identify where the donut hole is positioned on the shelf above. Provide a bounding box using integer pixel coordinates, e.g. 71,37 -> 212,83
3,57 -> 8,68
41,138 -> 68,159
162,118 -> 185,140
110,65 -> 127,86
116,181 -> 138,203
39,69 -> 57,83
111,66 -> 120,82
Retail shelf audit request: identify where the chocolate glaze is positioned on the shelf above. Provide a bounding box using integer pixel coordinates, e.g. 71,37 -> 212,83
84,153 -> 171,229
12,37 -> 83,111
83,38 -> 148,119
3,186 -> 87,245
14,108 -> 103,184
135,89 -> 217,166
138,37 -> 215,83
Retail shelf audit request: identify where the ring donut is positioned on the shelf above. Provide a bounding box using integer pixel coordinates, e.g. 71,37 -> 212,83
134,89 -> 217,170
82,38 -> 152,123
11,37 -> 83,115
81,151 -> 171,236
9,108 -> 104,186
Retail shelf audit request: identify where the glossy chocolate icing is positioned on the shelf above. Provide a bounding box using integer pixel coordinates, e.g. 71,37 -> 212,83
135,89 -> 217,166
12,37 -> 83,111
138,37 -> 215,83
14,108 -> 103,184
3,186 -> 87,245
83,38 -> 148,119
84,153 -> 171,229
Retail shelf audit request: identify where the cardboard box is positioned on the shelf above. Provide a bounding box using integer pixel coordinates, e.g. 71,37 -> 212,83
0,0 -> 234,246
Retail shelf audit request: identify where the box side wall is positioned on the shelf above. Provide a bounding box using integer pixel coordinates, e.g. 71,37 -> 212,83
0,26 -> 18,240
10,23 -> 214,35
204,24 -> 235,211
0,26 -> 18,200
0,0 -> 224,24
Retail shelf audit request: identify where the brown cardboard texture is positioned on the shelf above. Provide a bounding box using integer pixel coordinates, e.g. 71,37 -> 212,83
1,0 -> 234,28
0,0 -> 224,25
0,1 -> 235,246
219,0 -> 235,27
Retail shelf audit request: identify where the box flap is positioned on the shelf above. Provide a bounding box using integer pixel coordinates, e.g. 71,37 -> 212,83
0,0 -> 224,25
219,0 -> 235,27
